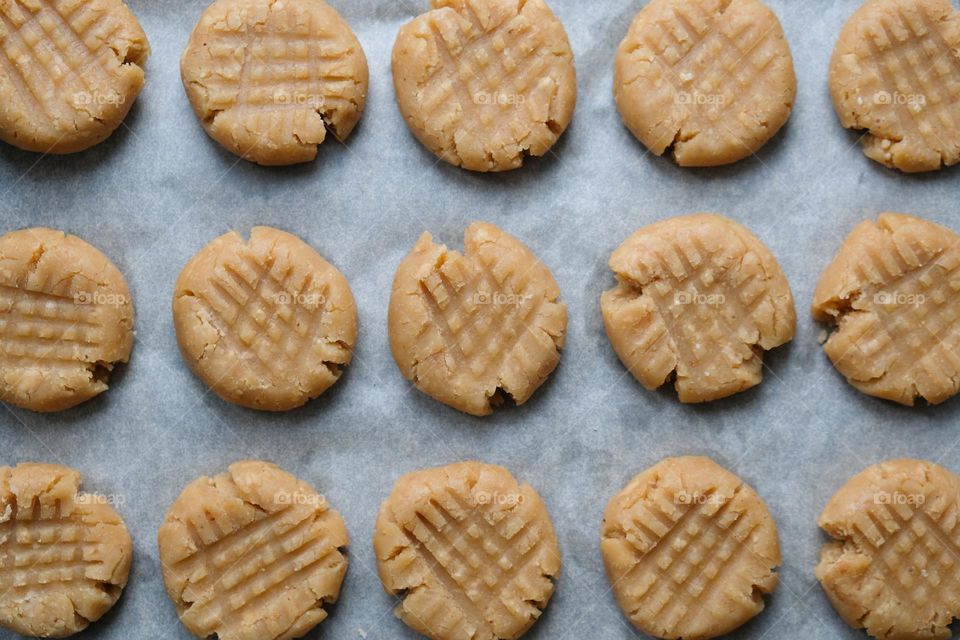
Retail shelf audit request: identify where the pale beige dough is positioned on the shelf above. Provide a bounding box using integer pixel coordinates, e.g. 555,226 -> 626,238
181,0 -> 368,166
0,227 -> 134,412
601,456 -> 780,640
388,222 -> 566,416
392,0 -> 576,172
601,214 -> 795,403
829,0 -> 960,173
0,463 -> 132,638
173,226 -> 357,412
817,459 -> 960,640
614,0 -> 795,167
158,461 -> 349,640
0,0 -> 148,154
812,213 -> 960,406
374,461 -> 560,640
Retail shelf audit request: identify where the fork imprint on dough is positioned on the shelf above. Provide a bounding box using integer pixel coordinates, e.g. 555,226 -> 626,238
0,463 -> 132,638
600,457 -> 780,640
0,0 -> 148,153
601,214 -> 795,403
812,213 -> 960,406
388,222 -> 566,416
158,461 -> 349,640
391,0 -> 576,172
614,0 -> 795,166
374,462 -> 561,640
829,0 -> 960,172
817,459 -> 960,639
181,0 -> 368,165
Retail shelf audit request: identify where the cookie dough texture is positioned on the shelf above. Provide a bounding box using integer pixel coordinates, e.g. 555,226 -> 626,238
601,457 -> 780,640
388,222 -> 566,416
181,0 -> 368,166
0,463 -> 132,638
0,227 -> 134,412
813,213 -> 960,406
614,0 -> 795,166
0,0 -> 148,154
829,0 -> 960,173
816,459 -> 960,640
392,0 -> 576,172
374,461 -> 560,640
158,461 -> 349,640
173,226 -> 357,411
601,214 -> 795,403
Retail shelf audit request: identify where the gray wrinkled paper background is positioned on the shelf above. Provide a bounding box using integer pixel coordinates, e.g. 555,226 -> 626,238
2,0 -> 960,638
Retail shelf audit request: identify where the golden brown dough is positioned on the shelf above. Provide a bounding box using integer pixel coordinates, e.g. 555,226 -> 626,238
391,0 -> 576,172
0,463 -> 132,638
0,227 -> 134,412
601,456 -> 780,640
158,461 -> 349,640
374,461 -> 560,640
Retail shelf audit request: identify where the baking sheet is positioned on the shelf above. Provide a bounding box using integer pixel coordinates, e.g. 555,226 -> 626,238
2,0 -> 960,638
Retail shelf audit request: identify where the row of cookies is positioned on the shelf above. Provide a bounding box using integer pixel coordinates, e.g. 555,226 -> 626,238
2,211 -> 957,414
2,457 -> 955,640
2,0 -> 957,172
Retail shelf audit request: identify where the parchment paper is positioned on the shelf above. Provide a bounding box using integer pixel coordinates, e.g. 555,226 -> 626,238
2,0 -> 960,638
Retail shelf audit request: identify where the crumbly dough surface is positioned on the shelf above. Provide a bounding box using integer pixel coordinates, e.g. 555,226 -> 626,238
601,214 -> 795,403
829,0 -> 960,173
173,226 -> 357,411
812,213 -> 960,406
0,227 -> 134,412
601,456 -> 780,640
391,0 -> 576,172
816,459 -> 960,640
0,463 -> 132,638
374,461 -> 560,640
158,461 -> 349,640
0,0 -> 149,154
388,222 -> 566,416
181,0 -> 368,166
614,0 -> 795,167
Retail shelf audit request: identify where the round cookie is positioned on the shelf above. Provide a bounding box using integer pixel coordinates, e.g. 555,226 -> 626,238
0,227 -> 134,412
829,0 -> 960,173
614,0 -> 795,167
173,226 -> 357,411
181,0 -> 368,166
601,214 -> 795,403
392,0 -> 576,172
0,463 -> 132,638
816,459 -> 960,639
601,456 -> 781,640
0,0 -> 149,154
388,222 -> 566,416
812,213 -> 960,406
158,461 -> 349,640
374,461 -> 560,640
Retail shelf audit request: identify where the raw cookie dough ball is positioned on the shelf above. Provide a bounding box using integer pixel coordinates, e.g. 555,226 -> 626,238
829,0 -> 960,172
601,214 -> 795,403
172,226 -> 357,411
0,463 -> 132,638
614,0 -> 795,166
158,461 -> 349,640
817,459 -> 960,639
812,213 -> 960,405
0,227 -> 134,412
392,0 -> 576,172
601,456 -> 781,640
0,0 -> 149,154
388,222 -> 566,416
181,0 -> 368,166
374,461 -> 560,640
